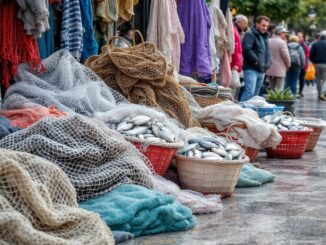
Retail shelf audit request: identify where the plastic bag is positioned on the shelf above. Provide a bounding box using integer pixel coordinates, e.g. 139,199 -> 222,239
230,70 -> 241,88
305,63 -> 315,81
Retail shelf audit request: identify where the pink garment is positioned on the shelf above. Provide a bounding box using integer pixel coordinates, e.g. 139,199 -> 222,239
147,0 -> 184,70
0,105 -> 67,128
302,43 -> 310,71
230,25 -> 243,72
220,50 -> 232,87
266,36 -> 291,78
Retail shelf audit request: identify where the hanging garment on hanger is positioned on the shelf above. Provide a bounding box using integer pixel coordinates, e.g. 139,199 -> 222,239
15,0 -> 50,38
208,1 -> 220,72
119,0 -> 139,21
226,8 -> 235,55
0,2 -> 43,89
60,0 -> 83,61
178,0 -> 212,77
147,0 -> 184,70
80,0 -> 98,62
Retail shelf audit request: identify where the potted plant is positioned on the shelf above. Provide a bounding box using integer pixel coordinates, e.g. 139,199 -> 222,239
265,89 -> 296,114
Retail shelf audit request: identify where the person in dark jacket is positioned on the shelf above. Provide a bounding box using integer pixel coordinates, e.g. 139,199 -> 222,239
310,31 -> 326,100
240,16 -> 271,101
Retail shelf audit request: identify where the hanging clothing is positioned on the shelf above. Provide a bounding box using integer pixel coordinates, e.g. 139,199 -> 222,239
119,0 -> 139,21
147,0 -> 185,70
60,0 -> 83,61
80,0 -> 98,62
0,1 -> 43,89
225,7 -> 235,55
178,0 -> 212,77
208,1 -> 220,72
230,24 -> 243,72
38,4 -> 56,59
15,0 -> 50,38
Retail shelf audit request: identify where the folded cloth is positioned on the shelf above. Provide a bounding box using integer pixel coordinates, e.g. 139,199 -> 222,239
0,105 -> 66,128
0,149 -> 114,244
236,163 -> 276,187
0,116 -> 21,140
195,101 -> 282,149
80,184 -> 196,237
0,115 -> 153,201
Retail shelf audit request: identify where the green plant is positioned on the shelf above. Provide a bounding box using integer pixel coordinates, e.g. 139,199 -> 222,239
265,89 -> 296,101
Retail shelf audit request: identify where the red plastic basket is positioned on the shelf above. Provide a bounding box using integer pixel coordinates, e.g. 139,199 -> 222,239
203,122 -> 260,163
266,129 -> 312,159
132,141 -> 178,176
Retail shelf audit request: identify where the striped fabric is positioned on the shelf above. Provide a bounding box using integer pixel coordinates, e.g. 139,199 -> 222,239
60,0 -> 83,61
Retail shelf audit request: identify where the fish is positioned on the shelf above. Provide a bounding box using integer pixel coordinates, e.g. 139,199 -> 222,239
226,143 -> 241,151
130,115 -> 151,126
117,122 -> 134,131
280,120 -> 292,127
180,143 -> 198,154
202,152 -> 222,158
144,134 -> 155,138
213,136 -> 228,146
229,150 -> 241,159
160,127 -> 176,143
151,124 -> 161,138
224,154 -> 232,160
125,126 -> 148,135
138,134 -> 145,140
198,140 -> 217,149
211,147 -> 228,157
146,137 -> 163,142
122,117 -> 131,122
188,138 -> 203,144
194,150 -> 202,158
204,156 -> 224,161
186,150 -> 194,158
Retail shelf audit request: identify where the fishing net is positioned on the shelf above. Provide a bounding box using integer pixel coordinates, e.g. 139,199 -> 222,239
85,39 -> 195,128
0,114 -> 154,201
0,149 -> 114,244
3,50 -> 128,117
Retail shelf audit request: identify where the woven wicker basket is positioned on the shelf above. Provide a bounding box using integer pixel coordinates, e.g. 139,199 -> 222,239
305,127 -> 323,151
176,155 -> 249,197
193,94 -> 226,107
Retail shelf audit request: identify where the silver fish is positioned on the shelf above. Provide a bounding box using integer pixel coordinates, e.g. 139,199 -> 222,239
138,134 -> 145,140
224,154 -> 232,160
226,143 -> 241,151
186,150 -> 194,158
272,116 -> 281,124
213,136 -> 228,146
151,124 -> 161,138
229,150 -> 241,159
160,127 -> 176,143
204,156 -> 224,161
117,122 -> 134,131
211,147 -> 228,157
280,120 -> 291,127
188,138 -> 202,144
130,115 -> 151,126
194,150 -> 202,158
144,133 -> 155,138
199,140 -> 217,149
202,152 -> 222,158
180,143 -> 198,154
146,129 -> 153,134
125,126 -> 148,135
146,137 -> 162,142
122,117 -> 131,122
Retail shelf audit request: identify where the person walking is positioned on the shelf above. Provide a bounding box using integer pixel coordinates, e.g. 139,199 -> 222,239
241,16 -> 271,101
310,31 -> 326,100
297,32 -> 310,97
285,35 -> 305,96
266,26 -> 291,91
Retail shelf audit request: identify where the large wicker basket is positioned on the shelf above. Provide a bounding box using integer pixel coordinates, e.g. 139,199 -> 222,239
176,155 -> 249,197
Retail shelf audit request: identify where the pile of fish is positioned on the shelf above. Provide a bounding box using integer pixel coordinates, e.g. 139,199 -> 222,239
108,115 -> 177,143
263,113 -> 309,131
178,136 -> 245,161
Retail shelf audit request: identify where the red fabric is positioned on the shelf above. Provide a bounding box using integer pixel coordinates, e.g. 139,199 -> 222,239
0,2 -> 44,89
230,25 -> 243,72
302,43 -> 310,71
0,106 -> 67,129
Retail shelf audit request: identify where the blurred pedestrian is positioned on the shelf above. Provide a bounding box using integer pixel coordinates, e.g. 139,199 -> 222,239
241,16 -> 271,101
285,35 -> 305,96
266,26 -> 291,91
297,32 -> 310,97
310,31 -> 326,100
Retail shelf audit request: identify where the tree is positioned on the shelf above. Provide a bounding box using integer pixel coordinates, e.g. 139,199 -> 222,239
230,0 -> 301,23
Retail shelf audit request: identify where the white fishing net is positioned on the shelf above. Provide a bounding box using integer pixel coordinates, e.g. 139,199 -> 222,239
0,115 -> 154,201
0,148 -> 114,244
180,86 -> 202,117
153,175 -> 223,214
3,50 -> 128,117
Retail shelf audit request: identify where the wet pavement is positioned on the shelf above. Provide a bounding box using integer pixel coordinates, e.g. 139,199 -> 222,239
122,86 -> 326,245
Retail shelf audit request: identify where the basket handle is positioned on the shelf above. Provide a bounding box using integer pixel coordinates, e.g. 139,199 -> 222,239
132,30 -> 145,51
106,36 -> 133,54
216,132 -> 238,144
225,122 -> 247,135
282,111 -> 294,119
